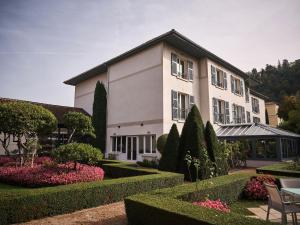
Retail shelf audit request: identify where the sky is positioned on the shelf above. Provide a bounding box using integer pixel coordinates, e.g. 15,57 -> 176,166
0,0 -> 299,106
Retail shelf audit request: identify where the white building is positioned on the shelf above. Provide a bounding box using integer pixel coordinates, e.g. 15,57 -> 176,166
65,30 -> 266,162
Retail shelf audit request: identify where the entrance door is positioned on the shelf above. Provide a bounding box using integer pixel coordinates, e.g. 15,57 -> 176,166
127,136 -> 137,160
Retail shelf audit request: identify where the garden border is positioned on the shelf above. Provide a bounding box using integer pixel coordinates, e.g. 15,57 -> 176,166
125,173 -> 277,225
256,162 -> 300,177
0,160 -> 183,225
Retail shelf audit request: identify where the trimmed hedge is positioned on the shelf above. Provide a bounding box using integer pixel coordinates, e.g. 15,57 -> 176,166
256,162 -> 300,177
125,173 -> 277,225
0,160 -> 183,225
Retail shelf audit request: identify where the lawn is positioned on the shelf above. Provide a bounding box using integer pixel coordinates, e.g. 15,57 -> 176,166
230,199 -> 266,216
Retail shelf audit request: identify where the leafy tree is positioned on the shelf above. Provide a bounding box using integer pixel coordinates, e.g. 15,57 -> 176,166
53,143 -> 103,170
156,134 -> 168,154
177,105 -> 207,180
204,121 -> 217,162
92,81 -> 107,154
64,112 -> 95,143
265,109 -> 270,125
278,95 -> 296,120
158,124 -> 179,172
0,102 -> 57,166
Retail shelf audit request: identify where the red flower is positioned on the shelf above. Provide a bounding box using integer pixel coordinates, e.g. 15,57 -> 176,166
193,199 -> 230,213
244,175 -> 276,200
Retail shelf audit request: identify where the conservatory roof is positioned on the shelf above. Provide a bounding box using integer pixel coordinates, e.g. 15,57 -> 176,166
216,123 -> 300,139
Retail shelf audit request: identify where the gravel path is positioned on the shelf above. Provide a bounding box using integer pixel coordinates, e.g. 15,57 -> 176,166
16,202 -> 127,225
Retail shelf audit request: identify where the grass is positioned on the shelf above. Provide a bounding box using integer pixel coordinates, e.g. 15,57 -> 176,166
230,199 -> 266,216
257,162 -> 300,177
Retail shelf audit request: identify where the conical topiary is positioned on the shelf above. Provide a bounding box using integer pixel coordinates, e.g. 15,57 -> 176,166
158,124 -> 180,172
205,121 -> 218,162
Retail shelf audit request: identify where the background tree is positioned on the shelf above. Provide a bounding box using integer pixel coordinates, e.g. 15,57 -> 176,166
278,95 -> 296,120
64,112 -> 95,143
92,81 -> 107,154
158,124 -> 179,172
0,102 -> 57,166
156,134 -> 168,154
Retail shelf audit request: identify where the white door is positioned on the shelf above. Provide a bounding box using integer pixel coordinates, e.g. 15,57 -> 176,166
127,136 -> 137,161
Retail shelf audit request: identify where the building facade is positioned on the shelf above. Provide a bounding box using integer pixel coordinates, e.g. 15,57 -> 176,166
65,30 -> 266,162
265,101 -> 282,127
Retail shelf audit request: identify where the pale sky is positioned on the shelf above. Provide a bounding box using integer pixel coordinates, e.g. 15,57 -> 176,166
0,0 -> 299,106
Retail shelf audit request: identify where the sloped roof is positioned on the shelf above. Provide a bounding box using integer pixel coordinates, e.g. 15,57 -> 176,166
0,97 -> 90,125
64,29 -> 251,86
216,123 -> 300,139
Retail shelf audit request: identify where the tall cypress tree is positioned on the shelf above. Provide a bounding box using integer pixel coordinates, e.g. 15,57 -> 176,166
177,105 -> 206,175
205,121 -> 217,162
158,124 -> 180,172
92,81 -> 107,153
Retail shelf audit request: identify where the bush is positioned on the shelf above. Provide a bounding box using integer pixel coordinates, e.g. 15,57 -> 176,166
125,173 -> 274,225
159,124 -> 179,172
0,161 -> 184,224
137,159 -> 158,169
204,121 -> 217,162
0,163 -> 104,187
0,156 -> 15,166
244,175 -> 276,200
53,143 -> 103,168
156,134 -> 168,154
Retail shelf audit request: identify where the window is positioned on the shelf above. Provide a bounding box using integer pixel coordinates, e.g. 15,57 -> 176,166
138,136 -> 144,154
211,66 -> 227,89
171,53 -> 193,80
246,111 -> 251,123
232,104 -> 245,124
145,135 -> 151,153
245,87 -> 250,102
253,116 -> 260,123
255,139 -> 277,159
112,137 -> 116,152
231,76 -> 244,96
251,97 -> 260,114
213,98 -> 230,124
172,90 -> 194,121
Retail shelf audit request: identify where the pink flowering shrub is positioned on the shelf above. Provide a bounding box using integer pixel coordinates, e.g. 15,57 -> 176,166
0,163 -> 105,187
193,199 -> 230,213
244,175 -> 276,200
0,156 -> 15,166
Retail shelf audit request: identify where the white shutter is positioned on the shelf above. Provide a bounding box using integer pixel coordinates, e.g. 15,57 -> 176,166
240,80 -> 244,96
232,104 -> 236,124
171,90 -> 178,120
241,107 -> 245,123
231,75 -> 234,93
188,61 -> 193,81
211,65 -> 216,85
213,98 -> 218,123
224,72 -> 227,90
225,101 -> 230,124
171,53 -> 178,76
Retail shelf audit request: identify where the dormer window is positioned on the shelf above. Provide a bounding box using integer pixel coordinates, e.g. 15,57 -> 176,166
211,65 -> 227,89
171,53 -> 193,81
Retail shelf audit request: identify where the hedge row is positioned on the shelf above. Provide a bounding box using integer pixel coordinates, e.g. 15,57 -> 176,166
256,162 -> 300,177
125,173 -> 276,225
0,161 -> 183,225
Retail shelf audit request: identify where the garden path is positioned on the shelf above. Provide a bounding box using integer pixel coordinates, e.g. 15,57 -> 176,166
15,201 -> 127,225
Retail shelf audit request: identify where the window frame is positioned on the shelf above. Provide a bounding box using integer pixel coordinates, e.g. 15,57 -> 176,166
251,97 -> 260,114
171,52 -> 193,81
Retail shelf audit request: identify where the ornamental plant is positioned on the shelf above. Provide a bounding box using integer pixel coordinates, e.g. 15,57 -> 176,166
244,175 -> 276,200
193,199 -> 230,213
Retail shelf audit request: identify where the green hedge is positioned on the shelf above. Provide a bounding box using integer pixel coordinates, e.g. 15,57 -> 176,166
0,161 -> 183,225
256,162 -> 300,177
125,173 -> 277,225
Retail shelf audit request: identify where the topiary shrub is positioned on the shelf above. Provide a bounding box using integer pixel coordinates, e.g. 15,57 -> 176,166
156,134 -> 168,154
205,121 -> 217,162
159,124 -> 180,172
137,159 -> 159,169
53,143 -> 103,169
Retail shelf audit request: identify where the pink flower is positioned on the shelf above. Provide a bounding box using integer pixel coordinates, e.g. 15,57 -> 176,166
244,175 -> 276,200
193,199 -> 230,213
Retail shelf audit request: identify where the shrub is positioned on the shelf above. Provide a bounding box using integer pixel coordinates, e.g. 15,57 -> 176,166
0,156 -> 15,166
156,134 -> 168,154
0,161 -> 184,224
244,175 -> 276,200
193,199 -> 230,213
137,159 -> 158,169
53,143 -> 103,168
159,124 -> 179,172
0,163 -> 104,187
204,121 -> 217,162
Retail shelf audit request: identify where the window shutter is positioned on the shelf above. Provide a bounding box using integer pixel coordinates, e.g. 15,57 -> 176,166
211,65 -> 216,85
247,111 -> 251,123
231,75 -> 234,93
189,95 -> 195,110
171,90 -> 178,120
213,98 -> 218,123
225,101 -> 230,124
241,107 -> 245,123
171,53 -> 178,76
240,80 -> 244,96
188,61 -> 193,81
224,72 -> 227,90
232,104 -> 236,124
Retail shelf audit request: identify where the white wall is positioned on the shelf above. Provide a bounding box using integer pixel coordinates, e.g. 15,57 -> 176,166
74,73 -> 107,115
250,94 -> 266,123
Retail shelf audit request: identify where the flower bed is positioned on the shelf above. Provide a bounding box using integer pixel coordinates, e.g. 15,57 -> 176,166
244,175 -> 276,200
0,163 -> 105,187
193,199 -> 230,213
0,156 -> 15,166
